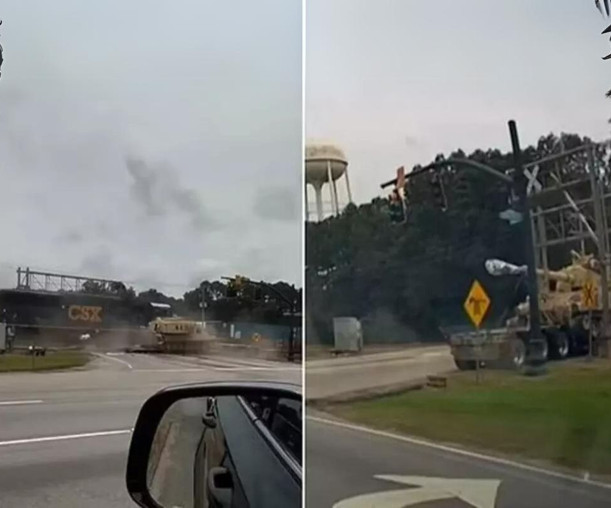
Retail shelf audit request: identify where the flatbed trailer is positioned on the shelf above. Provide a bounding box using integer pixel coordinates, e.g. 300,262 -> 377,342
449,319 -> 595,370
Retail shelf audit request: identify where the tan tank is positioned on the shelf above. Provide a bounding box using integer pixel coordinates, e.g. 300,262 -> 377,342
511,251 -> 604,328
149,317 -> 211,355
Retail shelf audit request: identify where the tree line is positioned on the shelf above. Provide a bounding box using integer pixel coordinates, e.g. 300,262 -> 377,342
306,132 -> 611,345
81,278 -> 301,325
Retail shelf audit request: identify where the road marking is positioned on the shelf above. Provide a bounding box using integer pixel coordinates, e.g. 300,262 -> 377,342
204,355 -> 290,368
133,368 -> 205,373
309,416 -> 611,491
93,352 -> 133,370
0,429 -> 132,447
134,367 -> 299,373
211,366 -> 301,371
142,354 -> 301,372
0,400 -> 43,406
334,476 -> 501,508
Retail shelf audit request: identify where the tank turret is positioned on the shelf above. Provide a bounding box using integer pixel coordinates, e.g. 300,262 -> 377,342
509,251 -> 603,327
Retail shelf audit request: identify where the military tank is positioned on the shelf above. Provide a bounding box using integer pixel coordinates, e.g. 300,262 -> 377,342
149,317 -> 212,355
450,251 -> 606,370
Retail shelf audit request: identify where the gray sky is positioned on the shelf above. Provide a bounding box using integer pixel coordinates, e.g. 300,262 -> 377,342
0,0 -> 302,295
306,0 -> 611,204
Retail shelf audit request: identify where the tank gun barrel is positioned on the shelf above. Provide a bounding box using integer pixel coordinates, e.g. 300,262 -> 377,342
535,268 -> 572,283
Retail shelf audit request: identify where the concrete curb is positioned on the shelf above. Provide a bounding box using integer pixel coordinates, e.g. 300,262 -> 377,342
306,379 -> 427,405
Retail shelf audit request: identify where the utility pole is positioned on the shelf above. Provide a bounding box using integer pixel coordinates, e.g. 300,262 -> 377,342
587,143 -> 610,357
508,120 -> 546,367
200,285 -> 206,330
221,275 -> 300,362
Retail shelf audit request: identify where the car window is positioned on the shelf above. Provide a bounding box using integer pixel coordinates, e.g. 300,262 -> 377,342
240,395 -> 302,465
268,398 -> 302,464
240,394 -> 267,419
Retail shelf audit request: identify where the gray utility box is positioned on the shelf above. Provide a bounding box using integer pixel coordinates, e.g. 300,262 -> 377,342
333,317 -> 363,352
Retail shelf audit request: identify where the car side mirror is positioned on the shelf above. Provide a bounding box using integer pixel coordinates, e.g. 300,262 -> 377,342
125,381 -> 302,508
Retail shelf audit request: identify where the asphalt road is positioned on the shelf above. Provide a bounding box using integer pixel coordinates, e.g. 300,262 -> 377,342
0,352 -> 300,508
306,415 -> 611,508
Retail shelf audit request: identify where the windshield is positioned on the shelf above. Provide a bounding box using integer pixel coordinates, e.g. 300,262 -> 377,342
305,1 -> 611,507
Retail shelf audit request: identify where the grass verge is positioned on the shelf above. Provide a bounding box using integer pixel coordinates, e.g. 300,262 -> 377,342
0,351 -> 91,373
323,361 -> 611,475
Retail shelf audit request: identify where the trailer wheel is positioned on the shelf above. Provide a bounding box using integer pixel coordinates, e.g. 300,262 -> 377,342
454,359 -> 476,371
502,338 -> 526,370
547,330 -> 570,360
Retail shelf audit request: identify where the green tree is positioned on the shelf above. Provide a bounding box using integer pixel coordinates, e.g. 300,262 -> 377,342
595,0 -> 611,96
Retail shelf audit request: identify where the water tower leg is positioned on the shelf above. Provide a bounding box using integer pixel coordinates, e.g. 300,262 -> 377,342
344,170 -> 353,204
315,187 -> 324,222
327,160 -> 338,216
332,179 -> 340,215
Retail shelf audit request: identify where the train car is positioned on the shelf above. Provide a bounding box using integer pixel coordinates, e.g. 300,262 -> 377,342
0,288 -> 173,348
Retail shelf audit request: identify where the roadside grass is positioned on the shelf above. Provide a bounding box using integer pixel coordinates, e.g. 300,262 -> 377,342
325,361 -> 611,475
0,351 -> 91,373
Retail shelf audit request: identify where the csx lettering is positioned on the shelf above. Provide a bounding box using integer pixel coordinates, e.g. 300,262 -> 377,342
68,305 -> 102,322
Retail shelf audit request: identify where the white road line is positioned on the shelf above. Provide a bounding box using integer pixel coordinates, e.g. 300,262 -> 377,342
308,416 -> 611,492
0,400 -> 43,406
205,356 -> 289,368
212,366 -> 301,371
154,355 -> 300,371
0,429 -> 132,447
93,352 -> 133,370
133,368 -> 204,373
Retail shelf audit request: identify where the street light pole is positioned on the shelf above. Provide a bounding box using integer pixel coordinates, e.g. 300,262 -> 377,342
380,119 -> 545,368
508,120 -> 545,367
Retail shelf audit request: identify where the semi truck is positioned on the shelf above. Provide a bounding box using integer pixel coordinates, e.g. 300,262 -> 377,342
450,251 -> 605,370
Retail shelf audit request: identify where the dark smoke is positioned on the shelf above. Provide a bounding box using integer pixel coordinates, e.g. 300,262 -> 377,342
253,185 -> 300,222
125,156 -> 216,231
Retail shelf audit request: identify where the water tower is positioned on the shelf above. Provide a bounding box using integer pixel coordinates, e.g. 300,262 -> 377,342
305,141 -> 353,222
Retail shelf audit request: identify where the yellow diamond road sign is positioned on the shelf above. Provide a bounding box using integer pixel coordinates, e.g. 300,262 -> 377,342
464,279 -> 491,329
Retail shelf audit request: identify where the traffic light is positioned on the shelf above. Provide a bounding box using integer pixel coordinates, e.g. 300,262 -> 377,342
253,286 -> 263,301
226,282 -> 238,298
226,275 -> 252,298
388,188 -> 405,223
430,174 -> 447,210
226,276 -> 242,298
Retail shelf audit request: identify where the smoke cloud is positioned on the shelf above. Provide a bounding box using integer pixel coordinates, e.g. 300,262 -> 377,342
125,156 -> 217,231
